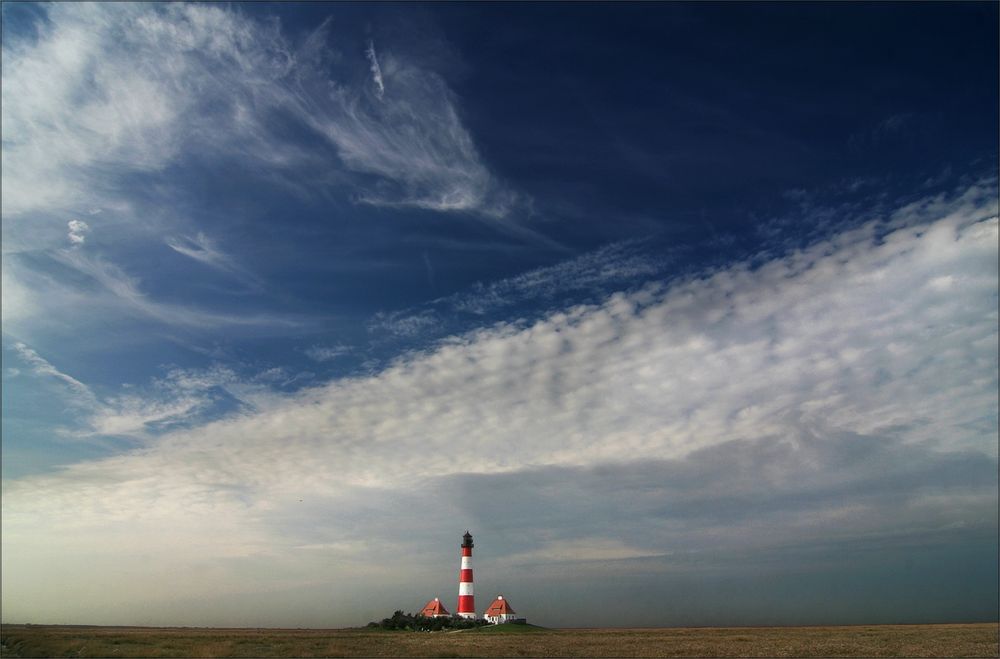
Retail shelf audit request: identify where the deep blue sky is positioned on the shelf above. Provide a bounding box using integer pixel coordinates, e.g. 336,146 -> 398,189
2,2 -> 997,627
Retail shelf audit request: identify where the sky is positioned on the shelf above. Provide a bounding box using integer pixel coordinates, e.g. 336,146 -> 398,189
1,2 -> 997,628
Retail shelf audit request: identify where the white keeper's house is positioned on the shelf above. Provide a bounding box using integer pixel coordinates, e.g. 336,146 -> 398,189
483,595 -> 517,624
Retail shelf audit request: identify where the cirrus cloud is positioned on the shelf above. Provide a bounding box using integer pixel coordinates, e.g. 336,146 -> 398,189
1,3 -> 524,227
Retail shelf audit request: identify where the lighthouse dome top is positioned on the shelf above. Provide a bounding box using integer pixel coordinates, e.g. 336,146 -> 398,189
461,531 -> 474,548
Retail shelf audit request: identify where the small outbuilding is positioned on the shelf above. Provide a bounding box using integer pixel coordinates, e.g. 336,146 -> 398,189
420,597 -> 451,618
484,595 -> 517,624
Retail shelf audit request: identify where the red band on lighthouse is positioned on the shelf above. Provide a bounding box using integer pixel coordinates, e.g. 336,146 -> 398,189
457,531 -> 476,618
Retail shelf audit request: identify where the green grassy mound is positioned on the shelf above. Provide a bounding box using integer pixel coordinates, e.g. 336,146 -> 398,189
471,623 -> 549,634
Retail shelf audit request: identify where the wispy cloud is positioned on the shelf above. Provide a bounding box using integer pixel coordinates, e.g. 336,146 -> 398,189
365,39 -> 385,100
847,112 -> 924,153
367,309 -> 442,338
7,342 -> 250,440
83,364 -> 286,439
300,48 -> 523,219
52,249 -> 300,330
3,182 -> 995,625
165,233 -> 262,290
11,342 -> 96,404
422,251 -> 435,289
1,3 -> 525,224
448,238 -> 668,315
87,393 -> 208,439
366,237 -> 670,341
1,3 -> 537,350
304,344 -> 353,362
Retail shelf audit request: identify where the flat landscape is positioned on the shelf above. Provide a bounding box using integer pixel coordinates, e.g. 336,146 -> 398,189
1,623 -> 996,658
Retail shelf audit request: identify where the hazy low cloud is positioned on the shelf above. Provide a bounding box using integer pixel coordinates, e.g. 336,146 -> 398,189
447,429 -> 997,559
500,538 -> 670,564
3,182 -> 996,626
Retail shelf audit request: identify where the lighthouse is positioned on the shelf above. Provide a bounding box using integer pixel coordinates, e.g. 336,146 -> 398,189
456,531 -> 476,618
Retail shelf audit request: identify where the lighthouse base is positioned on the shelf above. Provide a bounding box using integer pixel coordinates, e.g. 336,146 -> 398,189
456,612 -> 477,619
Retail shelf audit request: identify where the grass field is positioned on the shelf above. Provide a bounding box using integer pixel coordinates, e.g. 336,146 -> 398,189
1,623 -> 996,657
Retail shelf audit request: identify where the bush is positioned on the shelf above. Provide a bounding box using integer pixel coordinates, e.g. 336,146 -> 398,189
368,611 -> 490,631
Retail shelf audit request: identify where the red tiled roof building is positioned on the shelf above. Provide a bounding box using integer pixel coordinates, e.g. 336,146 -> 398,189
420,597 -> 451,618
484,595 -> 517,624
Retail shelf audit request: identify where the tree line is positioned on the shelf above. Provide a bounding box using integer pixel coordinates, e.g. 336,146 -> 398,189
366,610 -> 490,631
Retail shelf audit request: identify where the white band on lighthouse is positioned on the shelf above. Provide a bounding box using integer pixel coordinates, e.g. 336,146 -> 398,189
461,556 -> 472,570
459,582 -> 474,596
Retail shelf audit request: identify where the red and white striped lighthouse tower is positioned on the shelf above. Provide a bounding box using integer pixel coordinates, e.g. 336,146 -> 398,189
456,531 -> 476,619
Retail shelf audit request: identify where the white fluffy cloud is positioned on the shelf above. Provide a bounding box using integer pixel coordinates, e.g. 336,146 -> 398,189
67,220 -> 90,246
3,182 -> 996,625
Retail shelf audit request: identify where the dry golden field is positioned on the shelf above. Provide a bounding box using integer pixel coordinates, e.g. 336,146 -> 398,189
1,623 -> 997,658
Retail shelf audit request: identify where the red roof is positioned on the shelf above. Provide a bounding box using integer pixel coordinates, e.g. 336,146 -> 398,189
484,596 -> 516,616
420,598 -> 450,617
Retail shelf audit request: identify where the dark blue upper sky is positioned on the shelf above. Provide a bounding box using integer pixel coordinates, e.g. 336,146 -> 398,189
2,2 -> 997,627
